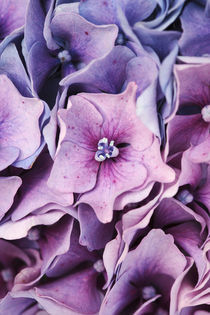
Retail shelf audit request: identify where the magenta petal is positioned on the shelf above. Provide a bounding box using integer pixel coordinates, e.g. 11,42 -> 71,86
59,95 -> 103,149
79,151 -> 148,223
189,135 -> 210,164
48,96 -> 103,194
48,141 -> 98,194
80,82 -> 153,151
11,153 -> 73,221
179,149 -> 203,188
144,137 -> 175,184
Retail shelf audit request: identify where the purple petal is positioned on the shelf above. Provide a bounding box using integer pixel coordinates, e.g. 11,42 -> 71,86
0,75 -> 43,160
180,2 -> 210,56
51,11 -> 118,63
36,267 -> 102,314
0,176 -> 22,220
78,202 -> 115,251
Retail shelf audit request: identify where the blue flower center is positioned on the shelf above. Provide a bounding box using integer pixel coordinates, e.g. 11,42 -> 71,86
95,137 -> 119,162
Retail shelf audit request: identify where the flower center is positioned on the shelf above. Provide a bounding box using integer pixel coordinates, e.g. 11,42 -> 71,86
201,105 -> 210,122
95,137 -> 119,162
93,259 -> 105,273
142,285 -> 157,300
58,50 -> 72,63
27,227 -> 40,241
1,268 -> 14,282
176,189 -> 194,205
115,31 -> 127,45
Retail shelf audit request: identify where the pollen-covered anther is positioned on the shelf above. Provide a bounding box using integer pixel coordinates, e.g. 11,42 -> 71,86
58,50 -> 72,63
201,104 -> 210,122
95,137 -> 119,162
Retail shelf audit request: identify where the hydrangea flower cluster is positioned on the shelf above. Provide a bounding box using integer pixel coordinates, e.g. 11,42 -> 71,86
0,0 -> 209,314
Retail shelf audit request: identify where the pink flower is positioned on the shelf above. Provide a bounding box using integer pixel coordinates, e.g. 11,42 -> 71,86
48,83 -> 175,222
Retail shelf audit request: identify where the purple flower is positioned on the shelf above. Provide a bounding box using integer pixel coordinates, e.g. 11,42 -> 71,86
100,229 -> 187,314
0,217 -> 105,314
79,0 -> 183,123
0,239 -> 41,299
48,83 -> 175,222
168,63 -> 210,156
24,1 -> 118,103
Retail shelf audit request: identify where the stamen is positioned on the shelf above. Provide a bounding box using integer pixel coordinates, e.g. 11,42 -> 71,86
99,138 -> 108,144
27,227 -> 40,241
201,105 -> 210,122
142,285 -> 157,300
93,260 -> 105,273
176,189 -> 194,205
58,50 -> 72,63
97,154 -> 106,161
95,137 -> 119,162
115,32 -> 126,45
1,268 -> 14,282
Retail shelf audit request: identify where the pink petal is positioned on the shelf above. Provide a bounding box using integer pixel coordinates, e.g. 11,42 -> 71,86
48,141 -> 98,194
